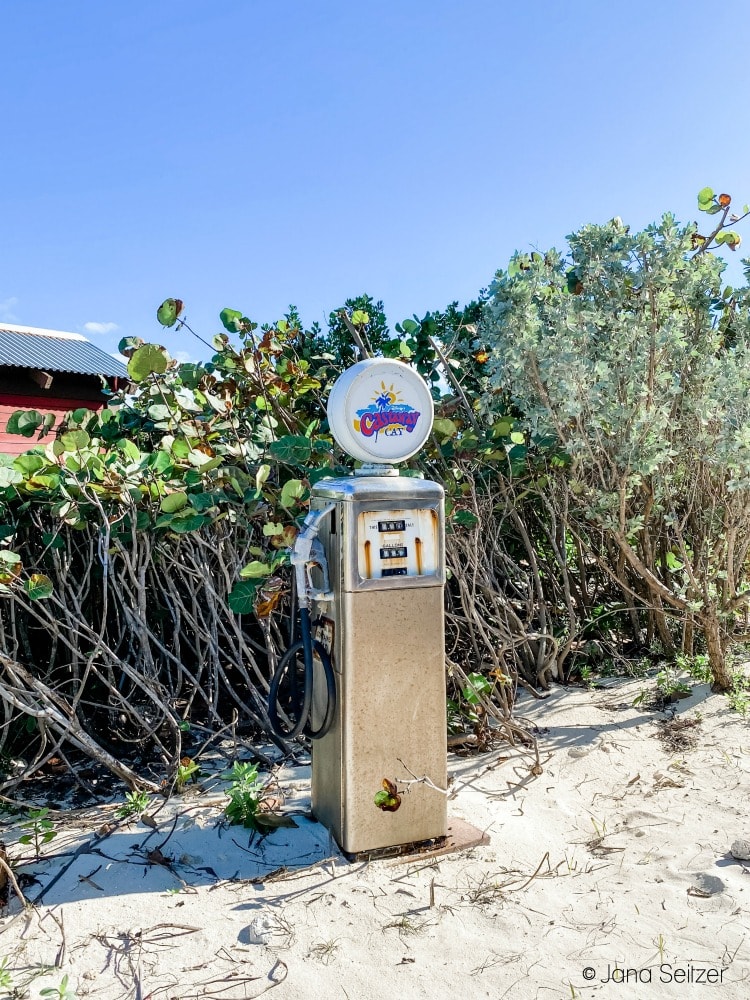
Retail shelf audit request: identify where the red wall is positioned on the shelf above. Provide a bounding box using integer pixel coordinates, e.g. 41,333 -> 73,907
0,394 -> 104,456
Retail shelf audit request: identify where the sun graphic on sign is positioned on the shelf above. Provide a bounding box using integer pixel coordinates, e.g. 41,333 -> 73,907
373,381 -> 402,410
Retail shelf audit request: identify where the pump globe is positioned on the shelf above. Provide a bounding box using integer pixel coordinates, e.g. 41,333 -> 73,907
326,358 -> 434,464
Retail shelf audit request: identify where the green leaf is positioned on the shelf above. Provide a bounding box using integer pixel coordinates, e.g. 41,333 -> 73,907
0,525 -> 16,541
350,310 -> 370,326
715,230 -> 742,249
373,789 -> 400,810
510,431 -> 525,445
7,409 -> 44,437
463,671 -> 492,705
0,467 -> 23,488
280,478 -> 307,509
24,574 -> 54,600
118,438 -> 142,462
269,435 -> 312,465
453,510 -> 479,527
169,513 -> 209,533
128,344 -> 169,382
171,438 -> 190,460
697,187 -> 714,209
160,491 -> 188,514
432,418 -> 458,439
148,403 -> 172,421
492,420 -> 512,438
151,451 -> 173,474
0,550 -> 21,565
189,491 -> 222,511
239,560 -> 272,579
60,429 -> 90,451
42,531 -> 65,549
118,335 -> 144,357
188,452 -> 223,472
220,308 -> 243,333
665,551 -> 684,571
292,376 -> 321,395
12,453 -> 45,475
40,412 -> 56,435
255,463 -> 271,494
157,298 -> 183,327
228,580 -> 259,614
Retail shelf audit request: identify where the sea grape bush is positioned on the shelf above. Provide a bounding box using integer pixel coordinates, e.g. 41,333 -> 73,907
0,296 -> 539,789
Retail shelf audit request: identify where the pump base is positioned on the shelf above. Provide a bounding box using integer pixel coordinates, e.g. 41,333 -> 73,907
341,817 -> 489,863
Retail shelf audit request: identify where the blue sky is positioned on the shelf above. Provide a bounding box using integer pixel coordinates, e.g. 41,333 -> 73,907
2,1 -> 749,361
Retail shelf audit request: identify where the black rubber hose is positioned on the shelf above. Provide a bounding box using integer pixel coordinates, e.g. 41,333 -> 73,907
267,607 -> 337,740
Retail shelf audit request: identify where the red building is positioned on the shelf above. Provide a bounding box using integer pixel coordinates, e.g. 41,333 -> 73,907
0,323 -> 129,456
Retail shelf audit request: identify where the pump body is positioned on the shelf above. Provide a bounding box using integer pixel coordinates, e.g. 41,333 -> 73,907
308,475 -> 447,854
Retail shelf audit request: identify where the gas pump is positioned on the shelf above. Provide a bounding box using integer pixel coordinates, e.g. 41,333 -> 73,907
268,359 -> 447,855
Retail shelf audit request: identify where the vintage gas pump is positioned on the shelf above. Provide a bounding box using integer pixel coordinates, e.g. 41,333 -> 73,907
269,359 -> 447,855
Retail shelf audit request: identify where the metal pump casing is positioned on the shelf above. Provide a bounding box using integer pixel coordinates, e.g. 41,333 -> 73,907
309,474 -> 447,854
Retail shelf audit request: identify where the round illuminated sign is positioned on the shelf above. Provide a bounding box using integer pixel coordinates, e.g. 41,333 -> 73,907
327,358 -> 434,464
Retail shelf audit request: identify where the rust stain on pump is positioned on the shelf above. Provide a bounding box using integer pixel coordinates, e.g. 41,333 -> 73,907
363,539 -> 372,579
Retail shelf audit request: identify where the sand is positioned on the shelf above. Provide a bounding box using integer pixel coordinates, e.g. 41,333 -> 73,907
1,678 -> 749,999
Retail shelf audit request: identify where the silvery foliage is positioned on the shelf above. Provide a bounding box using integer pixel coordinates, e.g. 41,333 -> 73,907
480,214 -> 750,535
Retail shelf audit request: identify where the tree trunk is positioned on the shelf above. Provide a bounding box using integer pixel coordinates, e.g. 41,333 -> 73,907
702,614 -> 732,691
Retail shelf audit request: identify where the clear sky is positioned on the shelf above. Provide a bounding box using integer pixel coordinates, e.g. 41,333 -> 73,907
3,1 -> 750,362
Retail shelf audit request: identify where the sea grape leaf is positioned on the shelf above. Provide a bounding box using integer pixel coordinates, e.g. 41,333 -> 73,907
128,344 -> 169,382
24,574 -> 54,600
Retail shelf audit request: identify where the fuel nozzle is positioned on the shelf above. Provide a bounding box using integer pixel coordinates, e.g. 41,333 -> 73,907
290,504 -> 335,607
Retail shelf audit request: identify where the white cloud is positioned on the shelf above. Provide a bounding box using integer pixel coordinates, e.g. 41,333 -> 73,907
83,321 -> 119,335
0,297 -> 19,322
173,350 -> 198,364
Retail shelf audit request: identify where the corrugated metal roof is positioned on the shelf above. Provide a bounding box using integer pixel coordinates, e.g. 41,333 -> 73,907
0,324 -> 128,379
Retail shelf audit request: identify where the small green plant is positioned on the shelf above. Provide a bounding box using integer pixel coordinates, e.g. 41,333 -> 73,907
222,761 -> 297,832
727,669 -> 750,715
447,671 -> 502,732
18,808 -> 57,857
655,667 -> 692,701
223,761 -> 264,828
115,790 -> 150,820
633,663 -> 693,709
632,687 -> 648,708
175,757 -> 200,792
676,653 -> 712,685
654,933 -> 667,963
578,663 -> 595,688
40,973 -> 77,1000
0,957 -> 13,991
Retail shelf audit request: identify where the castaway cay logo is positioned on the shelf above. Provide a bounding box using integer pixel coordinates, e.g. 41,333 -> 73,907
353,381 -> 421,439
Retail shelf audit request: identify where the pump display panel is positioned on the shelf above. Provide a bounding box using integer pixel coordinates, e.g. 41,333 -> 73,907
357,507 -> 440,582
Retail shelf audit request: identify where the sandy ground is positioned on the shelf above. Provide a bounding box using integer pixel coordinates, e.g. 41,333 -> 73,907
1,678 -> 749,1000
